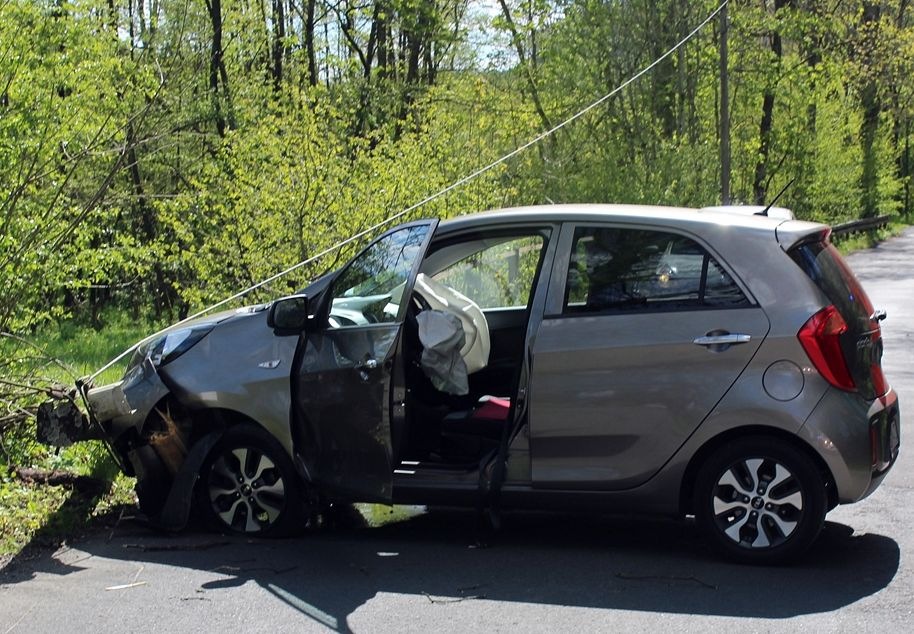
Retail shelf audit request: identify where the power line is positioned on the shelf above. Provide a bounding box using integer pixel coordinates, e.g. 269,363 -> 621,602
89,0 -> 729,382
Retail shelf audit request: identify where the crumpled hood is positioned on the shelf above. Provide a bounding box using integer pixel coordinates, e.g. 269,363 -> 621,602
123,304 -> 268,370
144,304 -> 268,340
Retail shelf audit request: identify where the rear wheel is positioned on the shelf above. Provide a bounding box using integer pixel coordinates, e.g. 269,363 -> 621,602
694,436 -> 826,565
198,425 -> 306,536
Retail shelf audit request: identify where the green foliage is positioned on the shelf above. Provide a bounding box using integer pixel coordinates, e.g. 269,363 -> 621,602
2,0 -> 911,338
0,476 -> 70,554
0,312 -> 151,556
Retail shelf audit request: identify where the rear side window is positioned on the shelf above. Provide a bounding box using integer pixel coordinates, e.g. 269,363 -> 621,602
789,241 -> 874,331
563,227 -> 750,314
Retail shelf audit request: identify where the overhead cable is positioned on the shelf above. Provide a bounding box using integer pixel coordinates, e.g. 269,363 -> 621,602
89,0 -> 729,382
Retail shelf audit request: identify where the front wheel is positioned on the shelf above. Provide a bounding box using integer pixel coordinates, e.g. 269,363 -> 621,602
198,425 -> 306,536
693,436 -> 827,565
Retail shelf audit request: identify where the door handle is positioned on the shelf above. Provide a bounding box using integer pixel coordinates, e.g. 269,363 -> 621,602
355,358 -> 379,370
693,333 -> 751,346
355,357 -> 379,381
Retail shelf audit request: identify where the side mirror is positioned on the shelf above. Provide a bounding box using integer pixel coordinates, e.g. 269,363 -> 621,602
267,295 -> 310,333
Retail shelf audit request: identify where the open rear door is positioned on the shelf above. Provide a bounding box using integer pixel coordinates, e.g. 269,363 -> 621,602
295,220 -> 437,502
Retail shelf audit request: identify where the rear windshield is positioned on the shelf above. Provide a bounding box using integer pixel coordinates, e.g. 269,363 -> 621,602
789,240 -> 875,332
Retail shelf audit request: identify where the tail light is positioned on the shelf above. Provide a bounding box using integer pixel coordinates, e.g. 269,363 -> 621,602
798,305 -> 855,391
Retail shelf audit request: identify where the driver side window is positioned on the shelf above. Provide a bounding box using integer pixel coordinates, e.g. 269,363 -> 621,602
432,234 -> 545,309
329,225 -> 429,328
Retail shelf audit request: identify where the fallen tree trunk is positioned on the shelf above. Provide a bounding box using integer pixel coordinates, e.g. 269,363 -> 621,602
14,467 -> 108,494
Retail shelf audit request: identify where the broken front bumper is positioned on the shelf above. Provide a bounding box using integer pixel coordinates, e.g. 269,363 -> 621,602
35,359 -> 205,530
36,357 -> 171,450
36,358 -> 172,485
86,358 -> 171,438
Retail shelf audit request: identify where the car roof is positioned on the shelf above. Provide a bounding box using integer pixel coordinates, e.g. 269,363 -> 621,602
699,204 -> 795,220
436,203 -> 812,236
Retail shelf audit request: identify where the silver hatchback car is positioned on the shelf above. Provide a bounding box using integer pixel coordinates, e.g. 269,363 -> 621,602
41,204 -> 900,564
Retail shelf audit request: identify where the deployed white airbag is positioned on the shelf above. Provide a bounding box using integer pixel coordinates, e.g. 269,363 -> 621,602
413,273 -> 490,374
416,310 -> 468,395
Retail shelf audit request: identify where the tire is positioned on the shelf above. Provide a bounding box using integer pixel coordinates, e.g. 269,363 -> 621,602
693,436 -> 827,565
197,425 -> 307,537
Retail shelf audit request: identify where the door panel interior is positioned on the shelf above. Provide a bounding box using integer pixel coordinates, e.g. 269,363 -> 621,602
297,324 -> 400,501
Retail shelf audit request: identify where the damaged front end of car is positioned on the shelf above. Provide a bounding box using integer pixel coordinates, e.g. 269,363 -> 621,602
36,321 -> 225,531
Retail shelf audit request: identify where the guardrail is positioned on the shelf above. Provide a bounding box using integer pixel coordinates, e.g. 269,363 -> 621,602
832,215 -> 893,237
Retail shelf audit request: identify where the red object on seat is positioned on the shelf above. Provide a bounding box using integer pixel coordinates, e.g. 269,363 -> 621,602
472,396 -> 511,421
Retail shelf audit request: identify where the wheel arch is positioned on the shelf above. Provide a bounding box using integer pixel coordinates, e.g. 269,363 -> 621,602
678,425 -> 839,517
130,399 -> 308,523
139,397 -> 292,456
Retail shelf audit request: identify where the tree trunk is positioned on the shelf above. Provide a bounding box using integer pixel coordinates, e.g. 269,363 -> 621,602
651,1 -> 676,139
753,0 -> 787,205
859,2 -> 881,217
271,0 -> 286,91
305,0 -> 317,87
892,1 -> 909,215
376,1 -> 390,80
719,2 -> 730,204
126,122 -> 168,318
205,0 -> 233,136
497,0 -> 552,132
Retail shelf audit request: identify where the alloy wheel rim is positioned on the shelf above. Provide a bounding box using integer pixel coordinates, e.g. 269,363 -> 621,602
208,447 -> 286,533
711,457 -> 804,549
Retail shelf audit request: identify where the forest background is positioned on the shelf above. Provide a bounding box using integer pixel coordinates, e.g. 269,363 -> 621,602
0,0 -> 912,551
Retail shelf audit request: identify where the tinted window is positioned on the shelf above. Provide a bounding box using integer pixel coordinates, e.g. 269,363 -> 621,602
563,227 -> 749,314
433,235 -> 544,309
789,240 -> 875,331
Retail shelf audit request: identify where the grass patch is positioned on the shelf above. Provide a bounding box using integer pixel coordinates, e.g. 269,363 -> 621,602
833,221 -> 909,255
0,475 -> 71,554
356,503 -> 427,527
33,310 -> 169,383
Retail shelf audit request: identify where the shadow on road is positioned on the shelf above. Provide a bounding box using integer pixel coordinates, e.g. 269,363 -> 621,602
0,508 -> 898,631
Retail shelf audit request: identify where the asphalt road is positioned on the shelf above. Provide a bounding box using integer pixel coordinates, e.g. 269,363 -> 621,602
2,228 -> 913,633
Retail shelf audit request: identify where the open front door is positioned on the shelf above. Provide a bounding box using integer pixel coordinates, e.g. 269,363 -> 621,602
296,221 -> 437,502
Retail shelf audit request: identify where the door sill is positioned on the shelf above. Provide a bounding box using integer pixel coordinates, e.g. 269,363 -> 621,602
394,459 -> 478,475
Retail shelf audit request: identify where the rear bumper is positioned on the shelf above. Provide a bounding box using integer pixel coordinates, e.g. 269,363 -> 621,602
860,390 -> 900,499
799,387 -> 900,504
